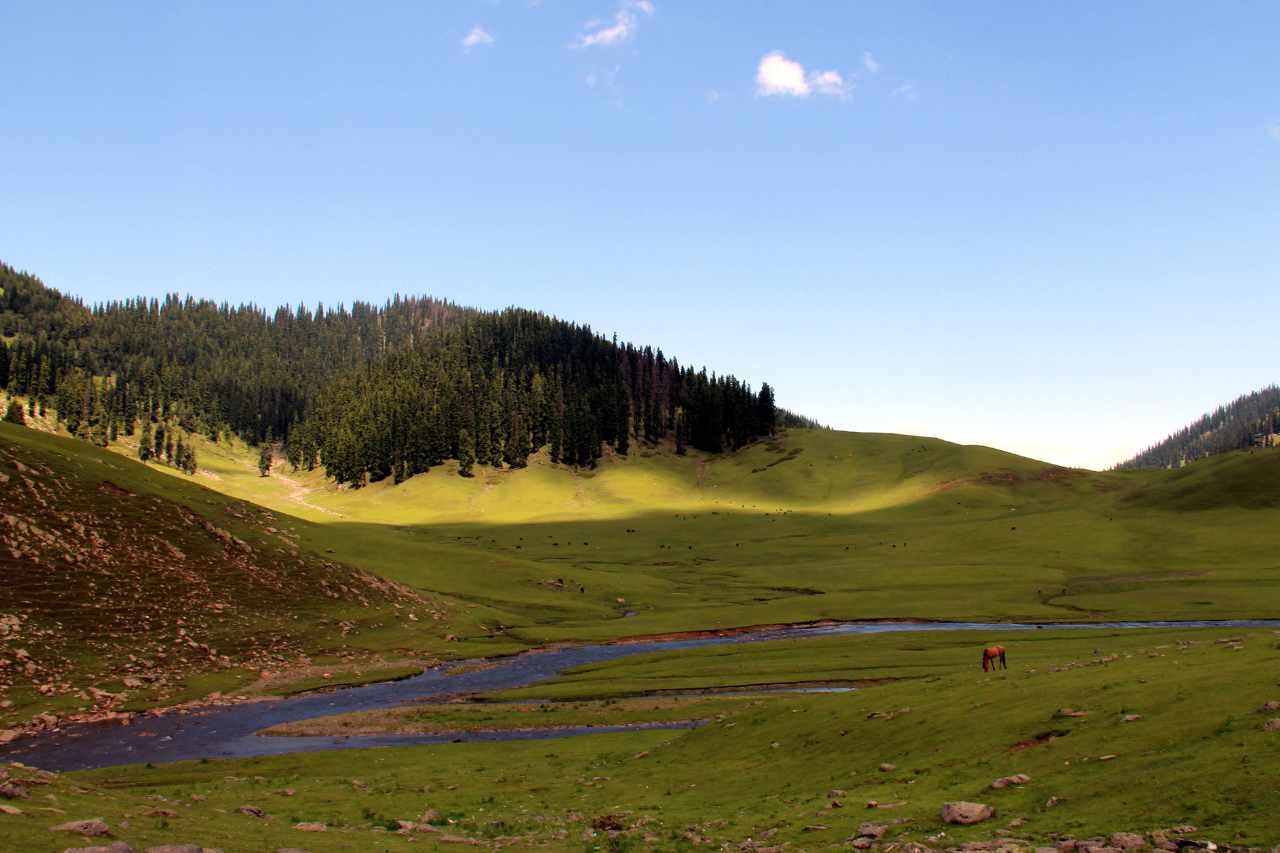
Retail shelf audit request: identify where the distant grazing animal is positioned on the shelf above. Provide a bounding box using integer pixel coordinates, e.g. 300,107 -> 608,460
982,646 -> 1007,672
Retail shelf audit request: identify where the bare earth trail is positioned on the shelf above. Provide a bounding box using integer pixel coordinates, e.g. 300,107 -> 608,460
269,467 -> 346,518
3,618 -> 1277,773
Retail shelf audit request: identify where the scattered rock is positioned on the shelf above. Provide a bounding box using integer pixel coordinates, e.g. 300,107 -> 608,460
237,805 -> 266,818
49,818 -> 111,836
1099,754 -> 1119,761
142,808 -> 177,818
1260,700 -> 1280,713
0,781 -> 30,799
802,824 -> 829,832
941,801 -> 994,825
991,773 -> 1031,789
293,822 -> 326,832
419,808 -> 442,823
867,707 -> 912,721
857,823 -> 888,839
0,803 -> 22,815
590,814 -> 625,832
1055,708 -> 1089,718
828,789 -> 847,799
0,729 -> 20,744
65,844 -> 135,853
879,763 -> 897,772
1045,797 -> 1063,808
1110,832 -> 1147,850
850,837 -> 874,849
1263,718 -> 1280,733
1121,714 -> 1143,722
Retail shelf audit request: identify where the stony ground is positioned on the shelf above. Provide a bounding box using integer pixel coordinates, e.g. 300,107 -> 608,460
0,427 -> 453,739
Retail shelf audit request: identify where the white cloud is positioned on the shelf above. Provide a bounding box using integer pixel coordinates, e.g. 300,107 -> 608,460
462,26 -> 494,50
809,69 -> 847,98
755,51 -> 846,99
574,1 -> 653,48
862,51 -> 880,74
1269,120 -> 1280,142
756,52 -> 810,97
706,89 -> 720,104
892,82 -> 918,102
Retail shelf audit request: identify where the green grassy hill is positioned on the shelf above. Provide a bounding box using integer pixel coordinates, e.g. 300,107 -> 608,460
4,418 -> 1278,732
0,424 -> 458,732
97,422 -> 1280,642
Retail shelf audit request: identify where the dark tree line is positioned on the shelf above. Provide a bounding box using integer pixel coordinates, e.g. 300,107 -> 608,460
1118,385 -> 1280,470
1,262 -> 465,447
289,310 -> 780,485
2,261 -> 807,484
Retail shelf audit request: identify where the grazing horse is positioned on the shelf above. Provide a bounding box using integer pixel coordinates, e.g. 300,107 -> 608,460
982,646 -> 1007,672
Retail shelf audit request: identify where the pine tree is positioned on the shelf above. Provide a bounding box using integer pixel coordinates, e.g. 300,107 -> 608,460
756,382 -> 777,436
153,423 -> 165,460
457,428 -> 475,478
507,410 -> 531,468
258,442 -> 272,477
614,385 -> 630,456
139,420 -> 153,461
3,398 -> 25,425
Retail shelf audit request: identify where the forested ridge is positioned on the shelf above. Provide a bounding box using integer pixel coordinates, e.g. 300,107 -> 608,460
1,261 -> 810,484
1118,385 -> 1280,470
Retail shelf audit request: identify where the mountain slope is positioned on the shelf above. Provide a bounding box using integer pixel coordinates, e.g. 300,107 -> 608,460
0,424 -> 452,734
86,424 -> 1280,645
1119,384 -> 1280,469
2,262 -> 800,488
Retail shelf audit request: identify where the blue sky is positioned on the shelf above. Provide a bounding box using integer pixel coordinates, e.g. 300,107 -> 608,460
2,1 -> 1278,469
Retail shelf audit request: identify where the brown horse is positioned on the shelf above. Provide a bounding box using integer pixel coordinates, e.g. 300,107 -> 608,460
982,646 -> 1007,672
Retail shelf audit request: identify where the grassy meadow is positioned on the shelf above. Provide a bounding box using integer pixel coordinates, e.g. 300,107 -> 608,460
3,415 -> 1280,850
2,626 -> 1276,850
103,422 -> 1280,644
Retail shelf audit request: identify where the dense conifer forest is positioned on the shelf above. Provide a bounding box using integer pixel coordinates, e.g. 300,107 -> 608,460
1118,385 -> 1280,469
1,262 -> 805,483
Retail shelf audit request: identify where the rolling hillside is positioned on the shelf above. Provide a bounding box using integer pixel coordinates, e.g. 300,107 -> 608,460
0,424 -> 454,735
81,418 -> 1280,637
4,412 -> 1279,734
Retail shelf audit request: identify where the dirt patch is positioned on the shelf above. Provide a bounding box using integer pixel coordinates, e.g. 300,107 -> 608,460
1009,729 -> 1071,752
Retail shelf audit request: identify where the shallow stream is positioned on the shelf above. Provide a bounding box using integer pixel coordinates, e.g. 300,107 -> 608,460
4,619 -> 1275,771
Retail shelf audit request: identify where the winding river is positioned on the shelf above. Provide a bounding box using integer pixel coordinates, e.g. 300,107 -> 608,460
4,619 -> 1276,772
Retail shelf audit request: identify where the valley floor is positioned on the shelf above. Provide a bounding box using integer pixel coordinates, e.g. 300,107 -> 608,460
2,423 -> 1279,851
3,625 -> 1279,851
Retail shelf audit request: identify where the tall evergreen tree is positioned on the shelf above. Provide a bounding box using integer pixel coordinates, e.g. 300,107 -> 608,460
457,428 -> 475,478
139,420 -> 153,461
3,398 -> 25,425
